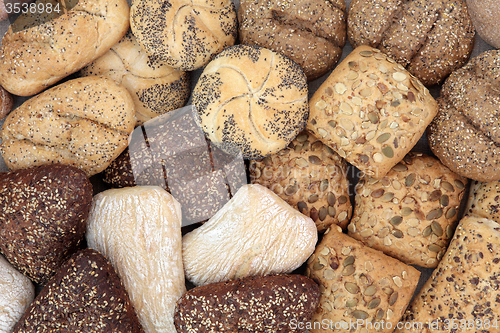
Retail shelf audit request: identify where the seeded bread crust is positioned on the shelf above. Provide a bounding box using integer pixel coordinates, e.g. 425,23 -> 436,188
0,85 -> 13,120
348,153 -> 467,268
13,249 -> 144,332
193,44 -> 309,160
0,164 -> 93,285
0,0 -> 130,96
174,274 -> 320,332
428,50 -> 500,182
308,45 -> 438,179
466,0 -> 500,49
250,130 -> 352,232
238,0 -> 346,81
348,0 -> 475,86
305,226 -> 420,333
81,31 -> 190,125
0,76 -> 136,177
395,216 -> 500,333
465,180 -> 500,224
130,0 -> 237,71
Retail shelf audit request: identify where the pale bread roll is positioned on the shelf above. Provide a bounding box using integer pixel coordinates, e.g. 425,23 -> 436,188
86,186 -> 185,333
0,0 -> 130,96
183,184 -> 318,286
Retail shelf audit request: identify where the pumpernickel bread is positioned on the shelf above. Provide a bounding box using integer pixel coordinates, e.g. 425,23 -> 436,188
0,0 -> 130,96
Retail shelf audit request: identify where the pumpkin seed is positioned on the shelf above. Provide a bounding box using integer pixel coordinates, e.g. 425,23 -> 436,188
320,180 -> 329,192
441,181 -> 454,192
429,244 -> 442,253
446,207 -> 457,219
344,256 -> 355,266
309,155 -> 321,165
312,262 -> 324,270
348,61 -> 358,70
390,216 -> 403,226
323,269 -> 336,280
297,201 -> 308,213
328,206 -> 336,217
346,282 -> 360,294
427,208 -> 443,221
376,309 -> 385,320
401,207 -> 413,216
371,188 -> 385,198
440,195 -> 449,207
378,227 -> 390,238
407,228 -> 420,237
368,112 -> 380,124
310,207 -> 319,221
429,190 -> 442,202
392,230 -> 404,238
346,299 -> 358,308
308,194 -> 319,203
377,133 -> 391,143
382,145 -> 394,158
381,192 -> 394,202
446,225 -> 454,239
285,184 -> 298,196
364,285 -> 377,296
389,291 -> 399,305
368,298 -> 381,309
454,179 -> 465,190
296,133 -> 308,142
360,50 -> 373,57
342,265 -> 355,276
353,310 -> 368,320
296,158 -> 309,168
431,221 -> 444,236
359,154 -> 369,163
338,195 -> 348,204
327,192 -> 336,206
383,287 -> 394,295
405,173 -> 416,186
422,226 -> 432,237
328,120 -> 337,128
319,207 -> 328,221
294,144 -> 303,153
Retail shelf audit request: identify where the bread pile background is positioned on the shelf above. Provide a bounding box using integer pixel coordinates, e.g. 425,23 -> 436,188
0,0 -> 499,332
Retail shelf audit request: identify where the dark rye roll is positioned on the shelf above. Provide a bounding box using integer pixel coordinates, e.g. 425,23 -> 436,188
174,274 -> 320,333
193,44 -> 309,160
427,50 -> 500,182
347,0 -> 475,86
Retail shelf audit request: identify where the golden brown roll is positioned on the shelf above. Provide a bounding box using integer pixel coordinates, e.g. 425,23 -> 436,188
467,0 -> 500,49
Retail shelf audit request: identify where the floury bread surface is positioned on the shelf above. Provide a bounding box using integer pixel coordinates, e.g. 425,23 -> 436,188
183,184 -> 318,286
86,186 -> 185,333
0,76 -> 136,177
0,0 -> 130,96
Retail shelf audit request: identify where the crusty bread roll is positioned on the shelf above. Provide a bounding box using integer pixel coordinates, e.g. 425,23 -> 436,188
193,44 -> 309,159
308,46 -> 438,179
0,76 -> 136,176
86,186 -> 185,333
348,0 -> 475,86
238,0 -> 347,81
0,255 -> 34,333
395,216 -> 500,333
0,85 -> 13,120
81,31 -> 190,125
183,184 -> 318,286
428,50 -> 500,182
467,0 -> 500,49
465,180 -> 500,223
0,0 -> 129,96
130,0 -> 237,71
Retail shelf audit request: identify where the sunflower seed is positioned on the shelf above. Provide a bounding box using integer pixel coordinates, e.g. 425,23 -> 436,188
364,285 -> 377,296
320,247 -> 330,256
315,100 -> 327,110
323,269 -> 336,280
347,71 -> 359,80
348,223 -> 356,233
393,72 -> 407,82
352,96 -> 362,106
360,50 -> 373,57
335,83 -> 347,94
427,208 -> 443,221
407,227 -> 420,237
360,87 -> 372,97
317,128 -> 328,138
359,61 -> 368,72
373,153 -> 384,163
341,137 -> 350,146
378,227 -> 390,238
360,229 -> 374,238
340,118 -> 355,131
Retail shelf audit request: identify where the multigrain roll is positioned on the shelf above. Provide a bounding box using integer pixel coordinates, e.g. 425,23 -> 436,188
0,76 -> 136,177
0,0 -> 130,96
130,0 -> 237,71
81,31 -> 190,125
305,226 -> 420,333
466,0 -> 500,49
348,153 -> 467,268
395,216 -> 500,333
427,50 -> 500,182
238,0 -> 346,81
348,0 -> 475,86
308,46 -> 438,179
250,130 -> 352,232
193,44 -> 309,160
465,180 -> 500,223
174,274 -> 320,333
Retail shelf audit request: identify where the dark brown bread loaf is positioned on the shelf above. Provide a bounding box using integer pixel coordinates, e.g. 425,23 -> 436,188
348,0 -> 475,86
0,164 -> 93,285
174,274 -> 320,332
238,0 -> 346,81
13,249 -> 144,332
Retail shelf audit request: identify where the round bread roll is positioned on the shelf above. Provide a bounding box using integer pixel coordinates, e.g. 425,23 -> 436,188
466,0 -> 500,49
427,50 -> 500,182
0,85 -> 13,120
0,0 -> 130,96
130,0 -> 237,71
193,44 -> 309,160
238,0 -> 347,81
81,31 -> 190,125
0,76 -> 136,176
347,0 -> 475,86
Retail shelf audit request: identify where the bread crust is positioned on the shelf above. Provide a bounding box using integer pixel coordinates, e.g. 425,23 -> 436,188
0,0 -> 130,96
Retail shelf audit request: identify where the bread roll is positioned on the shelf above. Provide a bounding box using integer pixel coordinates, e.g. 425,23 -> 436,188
465,180 -> 500,223
0,0 -> 129,96
0,76 -> 136,176
13,249 -> 144,332
348,0 -> 475,86
250,130 -> 352,232
0,255 -> 34,333
305,226 -> 420,333
130,0 -> 237,71
0,164 -> 93,285
0,85 -> 13,120
428,50 -> 500,182
348,153 -> 467,268
193,44 -> 309,159
238,0 -> 347,81
81,31 -> 190,125
308,46 -> 438,179
466,0 -> 500,49
183,184 -> 318,286
395,216 -> 500,333
86,186 -> 185,333
174,274 -> 320,333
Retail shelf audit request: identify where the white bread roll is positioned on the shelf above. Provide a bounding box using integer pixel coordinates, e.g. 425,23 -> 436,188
86,186 -> 185,333
0,0 -> 130,96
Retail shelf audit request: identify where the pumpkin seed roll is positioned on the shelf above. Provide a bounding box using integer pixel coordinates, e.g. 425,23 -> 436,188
394,216 -> 500,333
250,130 -> 352,232
348,153 -> 467,268
307,45 -> 438,179
305,225 -> 420,333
